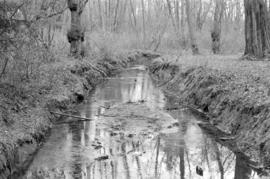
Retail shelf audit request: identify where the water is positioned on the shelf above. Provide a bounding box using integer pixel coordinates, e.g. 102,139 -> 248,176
24,66 -> 264,179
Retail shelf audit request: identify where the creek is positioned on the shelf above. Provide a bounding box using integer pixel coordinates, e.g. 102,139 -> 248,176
23,65 -> 263,179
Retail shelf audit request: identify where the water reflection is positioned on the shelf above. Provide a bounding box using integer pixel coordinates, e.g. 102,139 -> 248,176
96,66 -> 165,110
24,66 -> 265,179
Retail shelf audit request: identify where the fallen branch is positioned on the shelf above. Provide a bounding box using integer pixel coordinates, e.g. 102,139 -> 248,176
50,111 -> 94,121
56,119 -> 93,125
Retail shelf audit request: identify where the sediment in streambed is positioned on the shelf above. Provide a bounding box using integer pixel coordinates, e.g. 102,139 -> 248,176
149,57 -> 270,170
0,51 -> 152,179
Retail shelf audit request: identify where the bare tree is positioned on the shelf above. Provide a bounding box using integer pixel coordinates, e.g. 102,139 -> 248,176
141,0 -> 146,47
244,0 -> 270,59
213,143 -> 224,179
166,0 -> 177,33
155,136 -> 160,178
67,0 -> 89,58
167,0 -> 182,46
185,0 -> 199,54
129,0 -> 137,28
118,0 -> 128,31
112,0 -> 120,31
97,0 -> 103,29
180,0 -> 186,46
211,0 -> 224,54
197,0 -> 213,30
175,0 -> 180,31
196,0 -> 202,30
179,143 -> 185,179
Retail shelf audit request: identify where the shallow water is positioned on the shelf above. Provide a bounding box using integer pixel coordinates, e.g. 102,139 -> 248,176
24,66 -> 263,179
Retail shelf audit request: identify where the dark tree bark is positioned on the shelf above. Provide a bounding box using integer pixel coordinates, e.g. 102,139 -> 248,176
67,0 -> 88,58
179,144 -> 185,179
211,0 -> 224,54
244,0 -> 270,59
234,155 -> 252,179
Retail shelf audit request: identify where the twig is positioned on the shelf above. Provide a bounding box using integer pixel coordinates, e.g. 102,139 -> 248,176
98,114 -> 118,117
88,62 -> 108,77
32,7 -> 68,22
79,0 -> 89,14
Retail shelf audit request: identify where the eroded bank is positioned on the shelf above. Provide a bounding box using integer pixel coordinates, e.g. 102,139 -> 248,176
149,56 -> 270,174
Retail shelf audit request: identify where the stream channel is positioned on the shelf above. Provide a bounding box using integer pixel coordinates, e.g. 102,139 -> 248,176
23,65 -> 265,179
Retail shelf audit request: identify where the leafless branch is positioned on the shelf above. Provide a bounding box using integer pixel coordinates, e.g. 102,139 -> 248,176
34,7 -> 68,22
79,0 -> 89,14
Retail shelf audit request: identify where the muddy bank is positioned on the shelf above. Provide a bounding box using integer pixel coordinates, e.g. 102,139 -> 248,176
0,51 -> 150,179
149,57 -> 270,171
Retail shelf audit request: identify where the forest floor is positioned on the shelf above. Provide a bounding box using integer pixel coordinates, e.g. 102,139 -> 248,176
149,54 -> 270,171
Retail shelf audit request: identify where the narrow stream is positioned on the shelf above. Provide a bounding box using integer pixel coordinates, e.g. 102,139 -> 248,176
24,66 -> 263,179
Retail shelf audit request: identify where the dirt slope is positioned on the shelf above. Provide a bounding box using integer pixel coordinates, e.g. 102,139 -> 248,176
149,55 -> 270,171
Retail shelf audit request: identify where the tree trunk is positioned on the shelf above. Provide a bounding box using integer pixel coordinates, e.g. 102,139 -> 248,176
88,1 -> 93,31
104,0 -> 108,30
129,0 -> 137,27
167,0 -> 181,45
119,0 -> 128,30
185,0 -> 199,54
244,0 -> 270,59
97,0 -> 103,29
113,0 -> 120,31
180,0 -> 186,47
211,0 -> 224,54
196,0 -> 202,30
234,154 -> 252,179
175,0 -> 180,31
213,142 -> 224,179
154,136 -> 160,178
179,144 -> 185,179
235,0 -> 241,26
167,0 -> 177,32
67,0 -> 88,58
129,0 -> 139,38
198,0 -> 212,30
108,0 -> 112,30
141,0 -> 146,47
